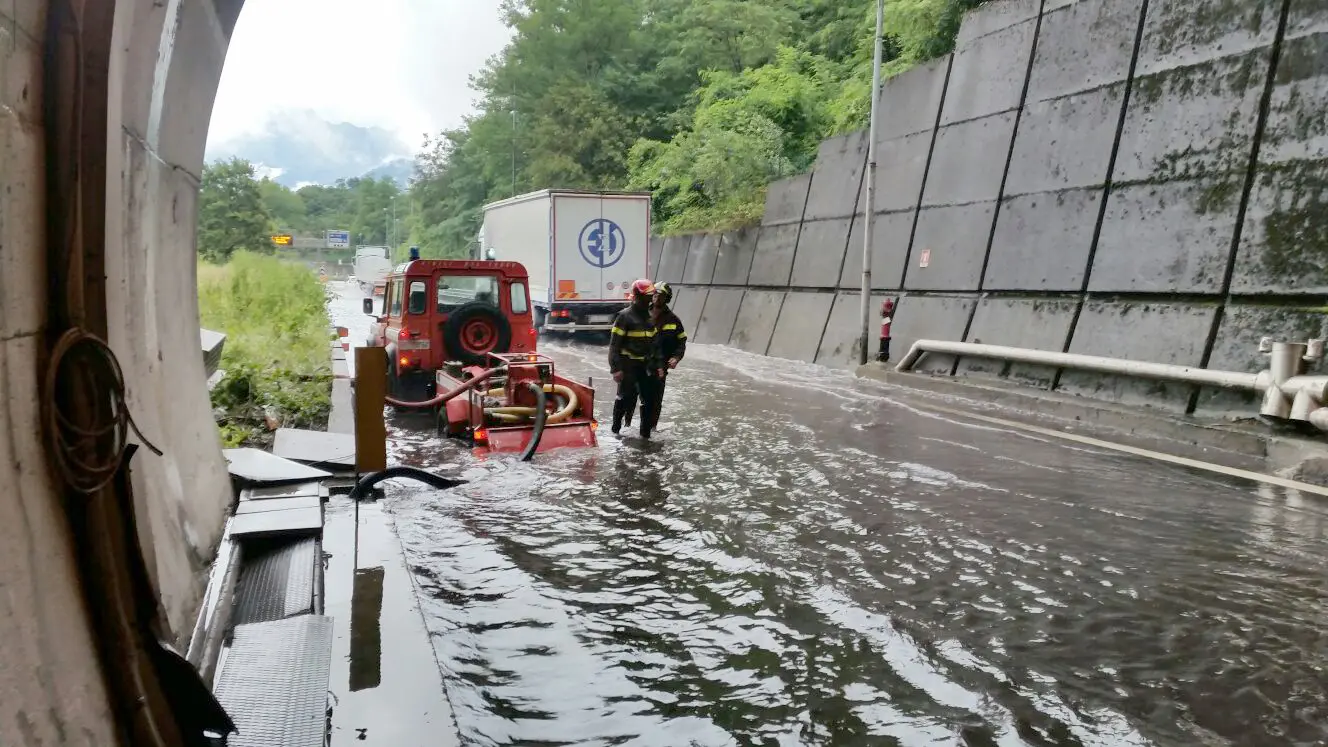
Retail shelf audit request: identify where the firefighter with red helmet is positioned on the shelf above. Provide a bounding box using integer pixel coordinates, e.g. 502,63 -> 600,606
609,279 -> 662,438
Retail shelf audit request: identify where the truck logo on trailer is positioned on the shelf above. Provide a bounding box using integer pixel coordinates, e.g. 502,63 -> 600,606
579,219 -> 626,268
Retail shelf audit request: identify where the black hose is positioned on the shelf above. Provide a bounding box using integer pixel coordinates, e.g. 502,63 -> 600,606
348,466 -> 467,502
518,381 -> 548,463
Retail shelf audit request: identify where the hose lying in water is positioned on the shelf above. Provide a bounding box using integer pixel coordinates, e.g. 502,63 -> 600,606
517,382 -> 548,462
483,384 -> 579,424
348,466 -> 467,502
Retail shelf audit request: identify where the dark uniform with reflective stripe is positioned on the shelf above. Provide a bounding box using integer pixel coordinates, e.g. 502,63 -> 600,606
609,303 -> 661,437
644,307 -> 686,432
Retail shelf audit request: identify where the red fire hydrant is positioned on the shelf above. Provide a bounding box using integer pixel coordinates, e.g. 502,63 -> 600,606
877,298 -> 895,363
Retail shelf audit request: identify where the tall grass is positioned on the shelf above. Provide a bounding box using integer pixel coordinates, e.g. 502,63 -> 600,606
198,251 -> 332,447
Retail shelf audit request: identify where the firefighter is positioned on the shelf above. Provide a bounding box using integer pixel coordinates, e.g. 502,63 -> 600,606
647,281 -> 686,433
609,279 -> 662,438
877,298 -> 895,362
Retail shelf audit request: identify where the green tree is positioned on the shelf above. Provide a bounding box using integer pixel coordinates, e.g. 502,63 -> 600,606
258,178 -> 308,232
198,158 -> 274,263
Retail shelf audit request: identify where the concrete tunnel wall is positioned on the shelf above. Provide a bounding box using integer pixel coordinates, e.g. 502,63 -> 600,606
1,0 -> 242,741
657,0 -> 1328,417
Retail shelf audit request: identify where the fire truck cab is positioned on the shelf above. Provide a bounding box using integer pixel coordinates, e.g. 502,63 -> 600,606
363,258 -> 537,400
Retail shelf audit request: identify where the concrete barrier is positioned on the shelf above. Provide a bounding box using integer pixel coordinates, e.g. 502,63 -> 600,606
747,223 -> 800,287
985,0 -> 1143,291
1090,0 -> 1279,293
839,210 -> 913,291
1231,3 -> 1328,294
657,235 -> 691,284
1059,301 -> 1218,410
766,292 -> 835,363
681,233 -> 719,284
790,218 -> 852,288
956,297 -> 1078,385
711,228 -> 759,286
729,290 -> 785,355
890,295 -> 979,374
673,285 -> 708,335
694,288 -> 744,345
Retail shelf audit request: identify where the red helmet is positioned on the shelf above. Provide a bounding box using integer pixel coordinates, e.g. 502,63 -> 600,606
631,278 -> 655,297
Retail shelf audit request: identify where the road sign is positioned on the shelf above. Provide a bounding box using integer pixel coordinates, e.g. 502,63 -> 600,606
919,248 -> 931,268
326,230 -> 350,249
271,233 -> 294,247
578,218 -> 626,268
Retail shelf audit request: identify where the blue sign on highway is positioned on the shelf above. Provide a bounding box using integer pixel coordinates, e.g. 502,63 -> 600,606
578,219 -> 626,269
326,230 -> 350,249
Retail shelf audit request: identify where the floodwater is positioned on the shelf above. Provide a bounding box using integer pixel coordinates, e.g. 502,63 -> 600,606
327,283 -> 1328,747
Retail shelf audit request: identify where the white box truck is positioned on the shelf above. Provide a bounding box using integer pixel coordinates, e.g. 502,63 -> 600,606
353,246 -> 393,293
480,189 -> 652,333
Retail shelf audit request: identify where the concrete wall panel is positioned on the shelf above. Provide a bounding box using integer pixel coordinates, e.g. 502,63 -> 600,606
1060,301 -> 1218,410
730,290 -> 785,355
747,223 -> 799,287
805,132 -> 868,221
957,298 -> 1078,385
876,55 -> 952,142
711,228 -> 758,286
767,292 -> 835,363
657,234 -> 691,284
906,203 -> 996,290
1003,87 -> 1125,197
762,173 -> 811,226
791,218 -> 852,288
682,233 -> 719,285
1091,0 -> 1279,293
942,2 -> 1039,124
694,288 -> 744,345
1026,0 -> 1143,103
839,209 -> 914,290
673,286 -> 708,336
985,190 -> 1102,290
891,295 -> 979,374
921,112 -> 1019,207
1231,4 -> 1328,294
649,236 -> 664,278
875,131 -> 935,213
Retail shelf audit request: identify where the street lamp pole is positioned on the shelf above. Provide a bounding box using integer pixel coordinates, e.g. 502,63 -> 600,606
858,0 -> 886,367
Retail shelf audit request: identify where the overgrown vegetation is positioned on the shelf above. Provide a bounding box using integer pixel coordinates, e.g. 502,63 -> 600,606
198,1 -> 983,259
404,0 -> 988,247
198,252 -> 333,448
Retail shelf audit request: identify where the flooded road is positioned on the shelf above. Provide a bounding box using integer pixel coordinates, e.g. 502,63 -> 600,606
328,283 -> 1328,747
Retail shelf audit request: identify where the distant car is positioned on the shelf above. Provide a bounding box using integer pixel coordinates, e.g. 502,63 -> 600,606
347,274 -> 358,284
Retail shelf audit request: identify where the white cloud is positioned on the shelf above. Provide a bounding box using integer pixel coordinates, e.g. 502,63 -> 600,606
209,0 -> 511,149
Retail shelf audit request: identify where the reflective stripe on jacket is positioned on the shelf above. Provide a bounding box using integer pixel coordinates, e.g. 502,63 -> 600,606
654,308 -> 687,364
609,305 -> 656,373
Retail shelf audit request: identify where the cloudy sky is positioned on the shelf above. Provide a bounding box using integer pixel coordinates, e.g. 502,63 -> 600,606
209,0 -> 512,149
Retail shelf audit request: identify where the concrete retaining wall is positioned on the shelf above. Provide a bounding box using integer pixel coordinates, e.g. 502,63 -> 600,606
659,0 -> 1328,418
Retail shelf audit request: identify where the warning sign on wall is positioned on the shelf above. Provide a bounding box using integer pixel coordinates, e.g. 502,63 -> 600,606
919,248 -> 931,268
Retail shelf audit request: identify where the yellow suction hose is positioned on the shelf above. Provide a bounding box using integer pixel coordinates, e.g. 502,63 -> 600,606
483,384 -> 579,424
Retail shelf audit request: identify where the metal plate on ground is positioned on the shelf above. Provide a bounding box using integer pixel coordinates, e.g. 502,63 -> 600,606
223,449 -> 332,484
236,494 -> 322,515
233,537 -> 319,625
230,506 -> 323,539
273,429 -> 357,468
214,616 -> 334,747
242,482 -> 325,501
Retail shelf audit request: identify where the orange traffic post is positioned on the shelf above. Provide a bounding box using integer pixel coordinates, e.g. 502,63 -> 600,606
354,347 -> 388,473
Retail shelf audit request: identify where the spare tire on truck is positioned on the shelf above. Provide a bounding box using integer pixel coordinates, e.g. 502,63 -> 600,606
444,301 -> 513,365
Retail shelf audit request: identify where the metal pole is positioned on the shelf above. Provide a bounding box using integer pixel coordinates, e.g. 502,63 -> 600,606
858,0 -> 885,366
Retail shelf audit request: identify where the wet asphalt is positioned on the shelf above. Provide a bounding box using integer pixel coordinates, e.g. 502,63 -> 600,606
327,282 -> 1328,747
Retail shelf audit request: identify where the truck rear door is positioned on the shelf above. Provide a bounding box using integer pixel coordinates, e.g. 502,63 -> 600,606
555,193 -> 638,304
599,195 -> 649,300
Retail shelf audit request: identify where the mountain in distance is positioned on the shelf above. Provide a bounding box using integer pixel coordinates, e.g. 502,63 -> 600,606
206,110 -> 417,188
